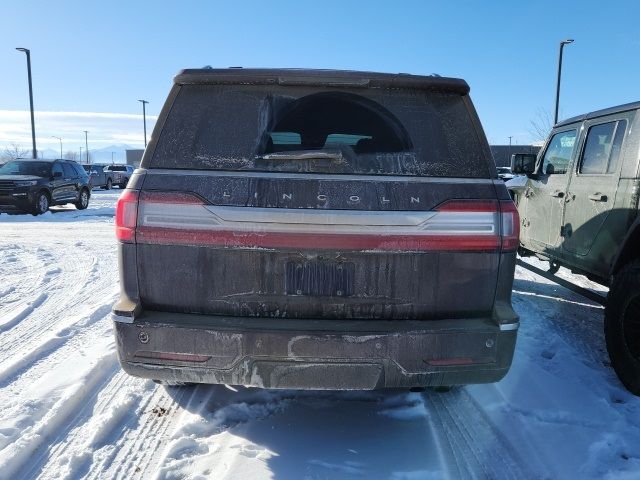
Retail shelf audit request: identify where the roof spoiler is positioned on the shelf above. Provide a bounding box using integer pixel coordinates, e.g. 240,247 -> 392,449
174,68 -> 470,95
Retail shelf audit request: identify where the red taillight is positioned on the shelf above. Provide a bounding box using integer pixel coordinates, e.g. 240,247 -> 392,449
499,200 -> 520,252
436,199 -> 520,253
435,199 -> 499,212
115,190 -> 139,242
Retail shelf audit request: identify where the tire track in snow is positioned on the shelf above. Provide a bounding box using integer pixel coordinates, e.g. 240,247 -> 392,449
27,371 -> 142,480
425,388 -> 535,479
0,353 -> 119,480
0,293 -> 48,332
0,301 -> 115,390
0,246 -> 50,322
84,384 -> 196,480
0,248 -> 113,367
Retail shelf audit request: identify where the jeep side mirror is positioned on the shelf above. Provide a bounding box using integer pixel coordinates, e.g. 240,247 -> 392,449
53,171 -> 63,178
511,153 -> 537,175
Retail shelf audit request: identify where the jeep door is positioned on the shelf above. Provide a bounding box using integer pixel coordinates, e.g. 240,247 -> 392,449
521,127 -> 579,255
562,115 -> 631,274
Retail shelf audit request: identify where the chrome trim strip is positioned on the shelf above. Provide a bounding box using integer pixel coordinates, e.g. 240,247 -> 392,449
139,202 -> 498,235
499,322 -> 519,331
147,169 -> 495,184
112,312 -> 134,324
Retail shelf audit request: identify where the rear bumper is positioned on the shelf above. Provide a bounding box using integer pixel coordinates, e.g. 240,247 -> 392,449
113,310 -> 518,390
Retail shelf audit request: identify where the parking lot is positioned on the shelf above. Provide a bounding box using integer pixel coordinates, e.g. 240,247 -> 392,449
0,190 -> 637,479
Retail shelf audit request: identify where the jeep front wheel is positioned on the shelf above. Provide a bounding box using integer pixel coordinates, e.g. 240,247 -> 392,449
605,260 -> 640,395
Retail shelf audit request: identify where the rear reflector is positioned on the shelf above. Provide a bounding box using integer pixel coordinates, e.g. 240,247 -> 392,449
135,351 -> 211,363
126,192 -> 518,253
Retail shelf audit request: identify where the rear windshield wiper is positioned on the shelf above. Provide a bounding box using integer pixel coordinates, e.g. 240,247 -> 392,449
257,149 -> 343,162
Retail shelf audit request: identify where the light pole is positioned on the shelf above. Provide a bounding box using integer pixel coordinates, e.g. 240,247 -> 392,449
52,136 -> 62,159
111,151 -> 114,164
16,48 -> 37,159
84,130 -> 89,164
554,39 -> 574,125
508,136 -> 513,166
138,99 -> 148,147
79,146 -> 83,163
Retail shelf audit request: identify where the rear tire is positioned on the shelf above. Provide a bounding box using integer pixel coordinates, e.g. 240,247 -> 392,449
605,260 -> 640,396
32,191 -> 49,216
75,188 -> 90,210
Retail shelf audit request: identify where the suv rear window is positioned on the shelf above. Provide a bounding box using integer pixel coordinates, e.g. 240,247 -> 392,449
151,85 -> 490,178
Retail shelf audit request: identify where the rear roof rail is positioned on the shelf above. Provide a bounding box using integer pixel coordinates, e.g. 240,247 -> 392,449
174,68 -> 470,94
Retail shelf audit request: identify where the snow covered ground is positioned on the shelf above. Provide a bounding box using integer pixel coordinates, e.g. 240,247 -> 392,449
0,190 -> 639,480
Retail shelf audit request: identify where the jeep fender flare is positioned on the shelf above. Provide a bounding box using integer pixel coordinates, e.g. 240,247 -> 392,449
611,216 -> 640,276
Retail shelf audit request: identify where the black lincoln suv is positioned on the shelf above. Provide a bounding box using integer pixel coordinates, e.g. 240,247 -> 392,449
0,158 -> 91,215
113,68 -> 519,390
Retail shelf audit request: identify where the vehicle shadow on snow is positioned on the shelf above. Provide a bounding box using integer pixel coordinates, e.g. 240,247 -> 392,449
511,278 -> 638,405
511,277 -> 607,365
159,385 -> 446,479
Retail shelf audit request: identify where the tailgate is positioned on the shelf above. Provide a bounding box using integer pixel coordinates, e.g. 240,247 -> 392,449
133,172 -> 501,320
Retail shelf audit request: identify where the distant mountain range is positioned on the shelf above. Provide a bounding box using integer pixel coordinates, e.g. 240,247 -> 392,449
37,143 -> 142,164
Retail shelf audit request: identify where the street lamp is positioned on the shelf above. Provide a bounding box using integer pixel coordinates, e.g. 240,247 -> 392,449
554,39 -> 574,125
84,130 -> 89,164
51,136 -> 62,159
138,99 -> 148,147
15,47 -> 37,159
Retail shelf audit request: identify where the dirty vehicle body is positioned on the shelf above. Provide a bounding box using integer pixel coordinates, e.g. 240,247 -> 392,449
508,101 -> 640,395
0,158 -> 91,215
112,68 -> 520,390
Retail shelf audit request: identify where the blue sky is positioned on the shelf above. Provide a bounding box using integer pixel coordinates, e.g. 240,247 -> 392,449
1,0 -> 638,153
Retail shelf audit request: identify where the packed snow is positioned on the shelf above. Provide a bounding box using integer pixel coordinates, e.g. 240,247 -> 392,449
0,190 -> 639,479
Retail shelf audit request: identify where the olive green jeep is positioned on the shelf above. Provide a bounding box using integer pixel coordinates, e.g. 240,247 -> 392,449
507,101 -> 640,395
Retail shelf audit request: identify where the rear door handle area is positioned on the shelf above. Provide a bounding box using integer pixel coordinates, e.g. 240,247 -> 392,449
550,190 -> 565,198
588,193 -> 607,202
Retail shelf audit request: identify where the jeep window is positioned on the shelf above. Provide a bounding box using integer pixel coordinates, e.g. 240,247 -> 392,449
580,120 -> 627,174
151,85 -> 489,177
107,165 -> 128,172
0,160 -> 51,177
541,129 -> 577,175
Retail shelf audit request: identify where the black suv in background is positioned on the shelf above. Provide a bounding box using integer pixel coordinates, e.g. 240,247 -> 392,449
113,68 -> 519,390
0,159 -> 91,215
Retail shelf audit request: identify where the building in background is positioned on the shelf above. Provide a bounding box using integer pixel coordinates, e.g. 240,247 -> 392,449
490,145 -> 541,167
126,149 -> 144,168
